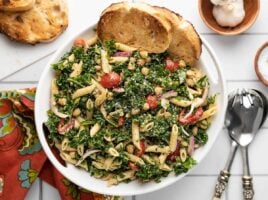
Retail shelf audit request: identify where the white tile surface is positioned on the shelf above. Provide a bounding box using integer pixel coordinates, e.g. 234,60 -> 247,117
226,176 -> 268,200
1,0 -> 268,199
25,179 -> 40,200
136,176 -> 227,200
42,181 -> 61,200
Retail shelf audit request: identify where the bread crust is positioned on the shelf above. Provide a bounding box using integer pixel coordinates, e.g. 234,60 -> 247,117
0,0 -> 68,44
97,2 -> 173,53
0,0 -> 35,12
154,6 -> 202,66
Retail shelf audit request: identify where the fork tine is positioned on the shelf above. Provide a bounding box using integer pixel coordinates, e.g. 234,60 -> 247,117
231,89 -> 240,107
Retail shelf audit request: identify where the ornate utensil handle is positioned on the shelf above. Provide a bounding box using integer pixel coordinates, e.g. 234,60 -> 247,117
212,170 -> 230,200
212,141 -> 238,200
241,146 -> 254,200
242,176 -> 254,200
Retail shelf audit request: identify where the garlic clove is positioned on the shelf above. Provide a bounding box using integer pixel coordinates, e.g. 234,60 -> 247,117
255,43 -> 268,86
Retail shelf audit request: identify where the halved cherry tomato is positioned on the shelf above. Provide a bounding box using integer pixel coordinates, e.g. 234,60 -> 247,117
167,141 -> 180,162
128,162 -> 140,171
134,140 -> 146,157
178,107 -> 204,125
165,59 -> 179,72
58,118 -> 75,135
146,95 -> 158,110
100,72 -> 121,89
118,117 -> 125,127
74,38 -> 86,48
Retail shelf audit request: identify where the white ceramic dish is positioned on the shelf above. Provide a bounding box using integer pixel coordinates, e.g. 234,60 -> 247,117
35,23 -> 227,196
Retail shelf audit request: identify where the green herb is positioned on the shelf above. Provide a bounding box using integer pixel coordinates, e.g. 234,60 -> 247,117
105,40 -> 117,55
136,164 -> 169,182
195,129 -> 208,145
174,157 -> 196,175
45,111 -> 62,143
196,75 -> 208,88
207,94 -> 217,105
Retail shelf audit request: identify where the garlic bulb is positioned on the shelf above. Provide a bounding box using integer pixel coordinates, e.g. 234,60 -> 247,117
211,0 -> 245,27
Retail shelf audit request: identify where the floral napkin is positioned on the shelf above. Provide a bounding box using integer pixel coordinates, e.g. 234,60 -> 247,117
0,88 -> 116,200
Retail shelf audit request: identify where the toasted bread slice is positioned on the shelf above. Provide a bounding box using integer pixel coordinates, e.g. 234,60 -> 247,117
97,2 -> 172,53
154,7 -> 202,66
0,0 -> 68,44
0,0 -> 35,12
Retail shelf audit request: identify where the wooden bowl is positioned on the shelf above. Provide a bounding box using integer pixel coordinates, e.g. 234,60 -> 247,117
255,42 -> 268,86
198,0 -> 260,35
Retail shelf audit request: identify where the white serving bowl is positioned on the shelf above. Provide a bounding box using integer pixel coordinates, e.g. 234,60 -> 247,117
35,23 -> 226,196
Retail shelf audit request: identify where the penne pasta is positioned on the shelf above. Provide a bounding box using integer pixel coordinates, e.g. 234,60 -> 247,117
140,122 -> 154,132
72,84 -> 96,99
115,42 -> 137,52
77,144 -> 84,156
50,79 -> 69,118
86,34 -> 98,47
90,123 -> 101,137
198,106 -> 217,121
180,148 -> 187,162
61,137 -> 69,151
70,61 -> 83,77
170,98 -> 192,107
109,56 -> 129,63
107,147 -> 119,157
145,145 -> 171,154
125,152 -> 145,165
158,154 -> 168,166
101,49 -> 112,73
169,124 -> 178,152
132,121 -> 141,150
60,152 -> 77,165
142,155 -> 155,165
103,157 -> 115,171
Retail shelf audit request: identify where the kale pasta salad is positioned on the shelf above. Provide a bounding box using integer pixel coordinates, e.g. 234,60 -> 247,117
45,36 -> 217,186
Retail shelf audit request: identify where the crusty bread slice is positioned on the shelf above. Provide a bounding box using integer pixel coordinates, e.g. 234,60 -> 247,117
154,7 -> 202,66
97,2 -> 173,53
0,0 -> 68,44
0,0 -> 35,12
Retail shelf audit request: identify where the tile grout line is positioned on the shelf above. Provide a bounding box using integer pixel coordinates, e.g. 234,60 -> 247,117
39,178 -> 43,200
0,51 -> 55,82
0,81 -> 39,84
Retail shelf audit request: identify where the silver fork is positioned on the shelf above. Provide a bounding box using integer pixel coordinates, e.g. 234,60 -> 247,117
212,89 -> 265,200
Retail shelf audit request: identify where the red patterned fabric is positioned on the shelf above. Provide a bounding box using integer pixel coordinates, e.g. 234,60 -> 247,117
0,88 -> 105,200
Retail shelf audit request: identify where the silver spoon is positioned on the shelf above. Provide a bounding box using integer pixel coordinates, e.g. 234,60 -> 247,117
212,89 -> 266,200
238,89 -> 267,200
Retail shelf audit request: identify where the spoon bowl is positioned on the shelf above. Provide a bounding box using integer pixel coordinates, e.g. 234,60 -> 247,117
253,89 -> 268,126
228,89 -> 265,147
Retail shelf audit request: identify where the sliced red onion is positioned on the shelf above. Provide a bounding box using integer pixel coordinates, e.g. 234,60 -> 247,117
113,52 -> 132,57
75,149 -> 100,166
160,90 -> 178,99
188,136 -> 195,156
112,87 -> 125,93
58,118 -> 75,135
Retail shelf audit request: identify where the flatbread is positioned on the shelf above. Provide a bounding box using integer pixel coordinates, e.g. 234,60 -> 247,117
0,0 -> 68,44
97,2 -> 173,53
154,7 -> 202,66
0,0 -> 35,12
